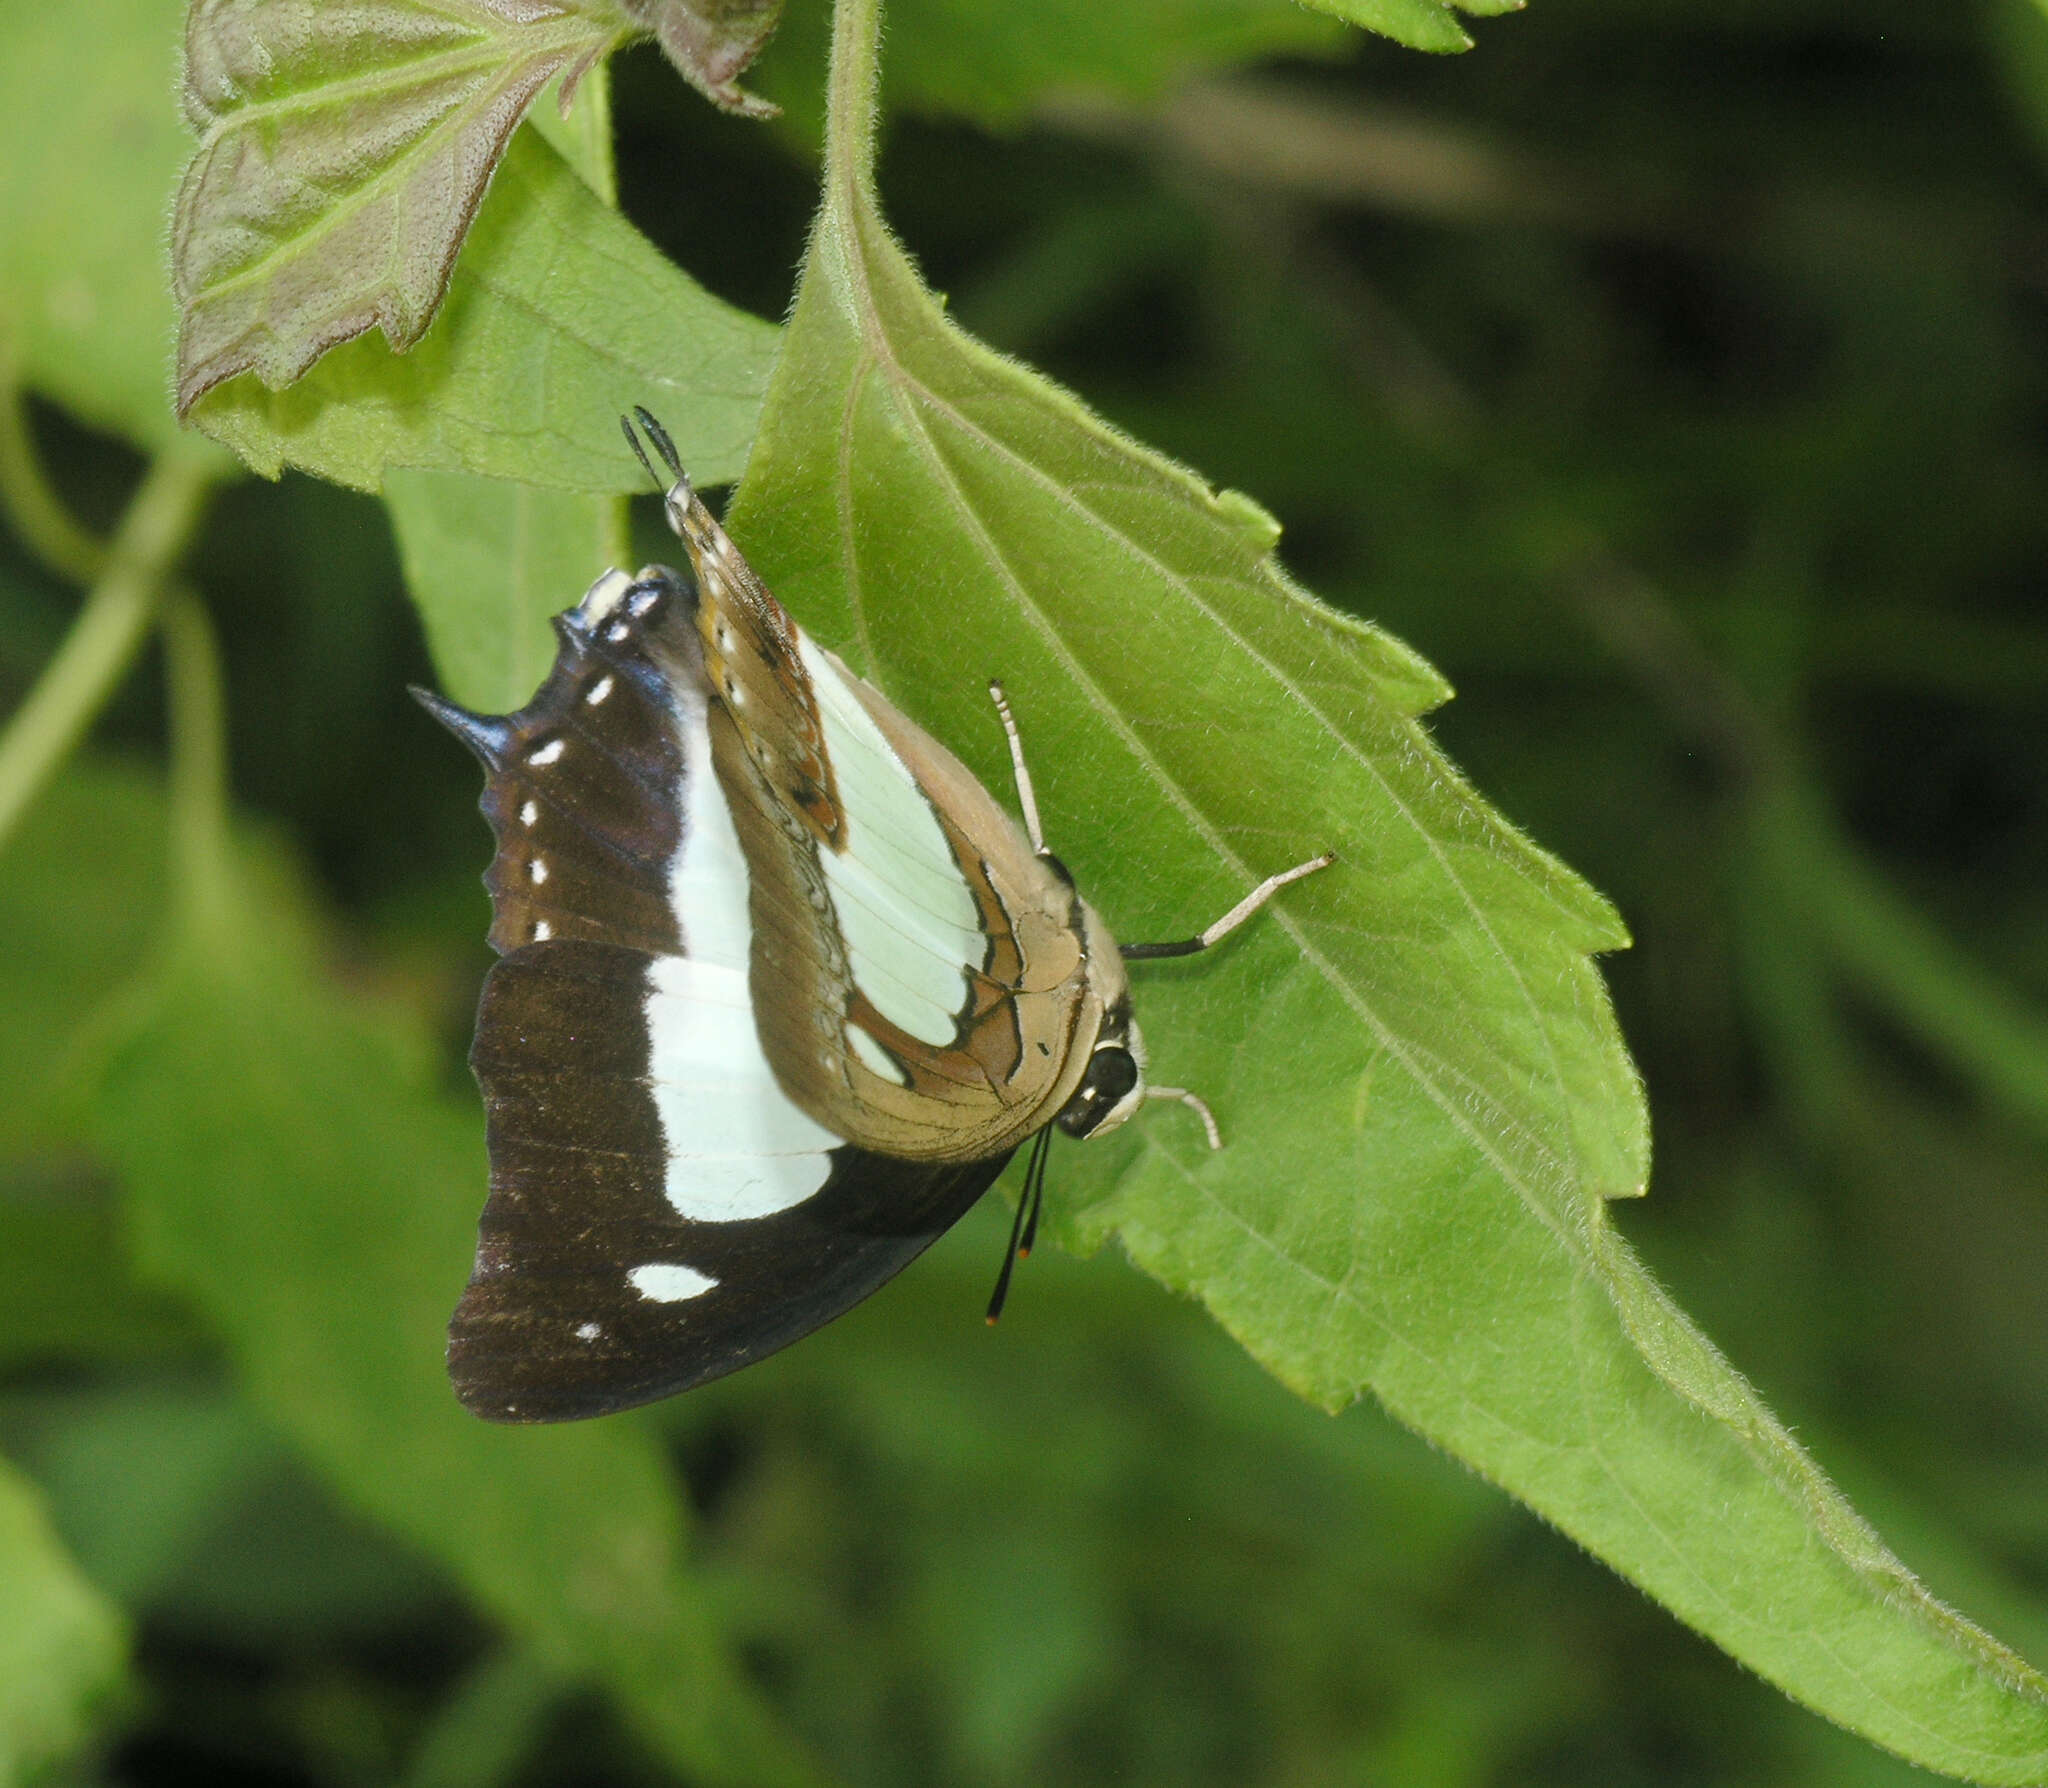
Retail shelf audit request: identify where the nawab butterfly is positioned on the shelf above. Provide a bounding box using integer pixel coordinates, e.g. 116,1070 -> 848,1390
418,412 -> 1331,1421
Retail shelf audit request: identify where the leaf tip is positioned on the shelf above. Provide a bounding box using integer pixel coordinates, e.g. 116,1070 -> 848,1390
1213,485 -> 1284,554
631,0 -> 786,119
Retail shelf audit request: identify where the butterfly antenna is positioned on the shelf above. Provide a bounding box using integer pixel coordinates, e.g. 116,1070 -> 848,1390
619,412 -> 664,492
987,1127 -> 1053,1324
632,406 -> 685,481
618,407 -> 659,485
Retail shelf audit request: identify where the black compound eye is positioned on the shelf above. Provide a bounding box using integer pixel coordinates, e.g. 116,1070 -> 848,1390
1055,1047 -> 1140,1139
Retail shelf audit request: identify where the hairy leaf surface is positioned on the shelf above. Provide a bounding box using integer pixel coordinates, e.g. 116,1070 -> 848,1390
717,4 -> 2048,1777
173,0 -> 630,412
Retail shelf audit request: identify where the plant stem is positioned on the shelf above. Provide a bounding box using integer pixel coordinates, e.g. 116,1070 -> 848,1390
824,0 -> 884,215
159,589 -> 235,946
0,357 -> 105,583
0,447 -> 217,857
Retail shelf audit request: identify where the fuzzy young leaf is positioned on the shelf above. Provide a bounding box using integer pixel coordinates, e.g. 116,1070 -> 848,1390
188,127 -> 779,491
173,0 -> 634,414
622,0 -> 784,116
718,3 -> 2048,1778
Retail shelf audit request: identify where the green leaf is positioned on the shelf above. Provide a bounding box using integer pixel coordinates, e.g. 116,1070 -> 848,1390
374,54 -> 639,719
7,1385 -> 275,1611
1989,0 -> 2048,172
722,2 -> 2048,1777
173,0 -> 631,413
0,1453 -> 126,1788
0,760 -> 204,1367
0,1173 -> 199,1368
0,760 -> 173,1155
188,127 -> 780,493
0,0 -> 208,450
86,824 -> 818,1788
1297,0 -> 1518,54
387,472 -> 626,712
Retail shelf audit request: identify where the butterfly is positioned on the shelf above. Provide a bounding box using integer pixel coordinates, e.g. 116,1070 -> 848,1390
417,412 -> 1332,1421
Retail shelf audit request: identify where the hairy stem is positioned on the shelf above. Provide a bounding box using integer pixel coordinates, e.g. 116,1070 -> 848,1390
824,0 -> 883,216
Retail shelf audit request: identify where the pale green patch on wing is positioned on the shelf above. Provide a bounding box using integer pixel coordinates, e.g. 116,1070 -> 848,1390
800,638 -> 983,1045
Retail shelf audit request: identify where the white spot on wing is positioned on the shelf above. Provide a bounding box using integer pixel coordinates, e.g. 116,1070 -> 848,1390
527,738 -> 564,767
519,799 -> 538,826
629,1263 -> 719,1303
846,1022 -> 908,1085
640,678 -> 834,1224
585,674 -> 615,706
531,920 -> 552,941
575,1321 -> 601,1341
628,587 -> 660,617
529,857 -> 549,885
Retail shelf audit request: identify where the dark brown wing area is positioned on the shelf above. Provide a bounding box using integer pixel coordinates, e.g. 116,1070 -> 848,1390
415,601 -> 693,958
451,939 -> 1011,1421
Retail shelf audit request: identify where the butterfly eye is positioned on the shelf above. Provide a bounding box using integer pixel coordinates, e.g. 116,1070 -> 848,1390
1055,1045 -> 1142,1139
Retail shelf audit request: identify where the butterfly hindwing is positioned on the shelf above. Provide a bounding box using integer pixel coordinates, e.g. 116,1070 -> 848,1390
455,937 -> 1007,1420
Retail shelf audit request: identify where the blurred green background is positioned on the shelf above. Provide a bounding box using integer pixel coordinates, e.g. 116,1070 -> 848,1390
7,0 -> 2048,1782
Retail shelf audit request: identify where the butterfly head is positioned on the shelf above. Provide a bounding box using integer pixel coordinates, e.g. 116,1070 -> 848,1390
1054,996 -> 1148,1141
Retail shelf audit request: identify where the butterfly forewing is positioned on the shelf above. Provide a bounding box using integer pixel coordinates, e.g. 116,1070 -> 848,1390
674,497 -> 1109,1164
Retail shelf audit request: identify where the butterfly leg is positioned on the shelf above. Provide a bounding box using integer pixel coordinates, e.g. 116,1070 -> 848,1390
1145,1085 -> 1223,1150
986,681 -> 1050,856
1120,852 -> 1336,961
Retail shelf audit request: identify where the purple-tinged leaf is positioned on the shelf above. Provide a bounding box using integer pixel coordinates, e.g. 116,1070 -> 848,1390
172,0 -> 633,413
622,0 -> 783,116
